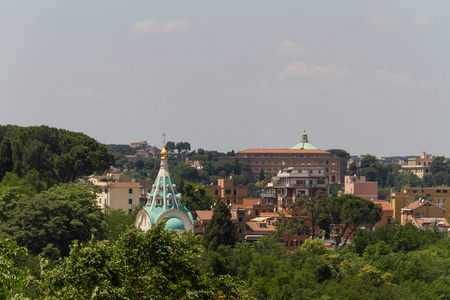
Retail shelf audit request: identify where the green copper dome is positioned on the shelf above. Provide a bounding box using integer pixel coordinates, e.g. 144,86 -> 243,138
290,131 -> 319,150
164,217 -> 185,231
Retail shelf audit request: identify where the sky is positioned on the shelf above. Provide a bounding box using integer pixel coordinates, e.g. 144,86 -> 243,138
1,1 -> 449,158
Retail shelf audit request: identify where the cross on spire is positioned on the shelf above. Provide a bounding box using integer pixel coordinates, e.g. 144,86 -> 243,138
162,132 -> 167,146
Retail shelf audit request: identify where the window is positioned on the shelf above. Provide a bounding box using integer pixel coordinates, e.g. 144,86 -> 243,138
215,189 -> 218,195
128,199 -> 132,204
233,189 -> 237,195
437,190 -> 441,193
412,190 -> 417,193
128,188 -> 133,194
290,241 -> 293,247
444,190 -> 448,193
104,188 -> 107,193
239,217 -> 243,222
128,209 -> 132,213
414,212 -> 421,218
233,199 -> 237,204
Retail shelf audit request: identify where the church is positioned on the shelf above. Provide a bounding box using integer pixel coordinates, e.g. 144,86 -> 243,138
135,141 -> 194,232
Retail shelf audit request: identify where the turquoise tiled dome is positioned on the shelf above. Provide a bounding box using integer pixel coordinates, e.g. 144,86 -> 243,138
164,217 -> 185,231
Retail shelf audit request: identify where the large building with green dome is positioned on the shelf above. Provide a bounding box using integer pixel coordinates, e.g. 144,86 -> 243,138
237,131 -> 348,184
135,142 -> 194,232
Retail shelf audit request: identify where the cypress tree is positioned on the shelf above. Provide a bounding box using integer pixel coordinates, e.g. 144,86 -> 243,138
202,201 -> 235,251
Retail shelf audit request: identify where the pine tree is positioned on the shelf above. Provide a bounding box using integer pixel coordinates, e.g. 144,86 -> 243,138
202,201 -> 235,251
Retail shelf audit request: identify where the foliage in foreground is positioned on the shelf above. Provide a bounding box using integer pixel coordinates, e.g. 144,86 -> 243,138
36,224 -> 241,299
0,183 -> 107,259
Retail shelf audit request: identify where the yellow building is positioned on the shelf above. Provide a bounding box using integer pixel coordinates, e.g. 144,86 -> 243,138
95,181 -> 142,212
391,187 -> 450,221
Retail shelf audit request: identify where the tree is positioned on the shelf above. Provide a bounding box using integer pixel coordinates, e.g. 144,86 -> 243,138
430,156 -> 447,175
0,183 -> 107,259
0,239 -> 28,299
202,201 -> 236,251
179,181 -> 216,210
348,154 -> 381,182
0,125 -> 114,188
325,194 -> 381,249
37,224 -> 241,299
165,141 -> 176,152
276,191 -> 328,239
327,149 -> 351,160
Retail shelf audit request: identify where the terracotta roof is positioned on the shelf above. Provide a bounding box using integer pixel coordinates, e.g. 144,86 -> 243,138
238,149 -> 330,154
260,212 -> 280,218
194,210 -> 237,221
373,200 -> 393,212
194,210 -> 213,221
415,218 -> 450,227
402,199 -> 444,211
246,222 -> 277,232
243,198 -> 262,205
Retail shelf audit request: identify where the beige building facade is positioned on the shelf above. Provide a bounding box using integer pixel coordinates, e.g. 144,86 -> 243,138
390,187 -> 450,221
400,152 -> 435,179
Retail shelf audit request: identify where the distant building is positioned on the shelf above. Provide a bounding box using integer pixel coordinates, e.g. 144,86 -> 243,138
94,181 -> 142,213
130,141 -> 149,148
391,187 -> 450,221
400,152 -> 435,178
263,166 -> 329,211
236,131 -> 348,184
373,200 -> 393,228
401,199 -> 450,231
344,175 -> 378,200
204,178 -> 248,206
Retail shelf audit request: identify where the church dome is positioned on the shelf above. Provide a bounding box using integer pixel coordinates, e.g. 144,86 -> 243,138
164,217 -> 185,231
161,145 -> 168,160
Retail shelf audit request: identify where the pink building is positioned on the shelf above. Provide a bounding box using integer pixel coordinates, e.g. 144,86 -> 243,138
344,175 -> 378,200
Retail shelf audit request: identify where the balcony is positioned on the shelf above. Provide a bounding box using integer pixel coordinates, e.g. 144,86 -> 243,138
272,183 -> 327,189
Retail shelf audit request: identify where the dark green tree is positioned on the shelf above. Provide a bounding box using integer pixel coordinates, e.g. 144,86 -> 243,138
325,194 -> 382,249
430,156 -> 447,175
0,183 -> 107,259
327,149 -> 351,160
179,181 -> 216,210
202,201 -> 236,251
37,224 -> 240,299
165,141 -> 176,152
276,191 -> 328,239
0,125 -> 114,188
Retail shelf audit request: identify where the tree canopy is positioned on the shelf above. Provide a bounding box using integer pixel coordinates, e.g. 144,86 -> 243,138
0,125 -> 114,190
0,183 -> 107,259
37,224 -> 240,299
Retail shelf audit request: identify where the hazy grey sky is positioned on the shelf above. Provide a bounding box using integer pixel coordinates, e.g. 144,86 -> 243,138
1,1 -> 449,157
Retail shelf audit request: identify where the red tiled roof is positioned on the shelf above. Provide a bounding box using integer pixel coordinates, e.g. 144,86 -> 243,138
402,199 -> 442,211
194,210 -> 213,221
238,149 -> 330,154
373,200 -> 393,212
246,222 -> 277,232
